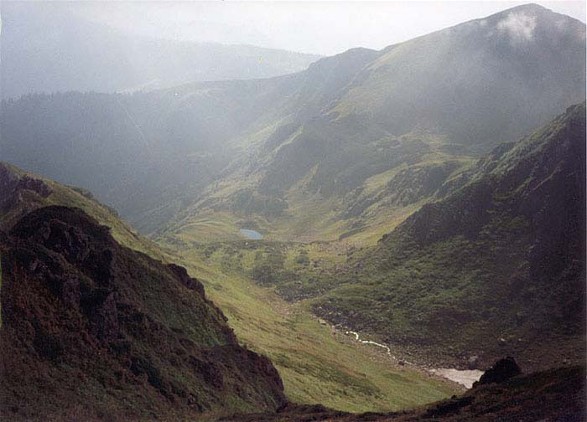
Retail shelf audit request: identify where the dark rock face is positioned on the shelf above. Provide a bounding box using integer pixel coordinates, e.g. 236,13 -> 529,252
475,357 -> 522,386
0,163 -> 53,227
0,206 -> 286,420
168,263 -> 205,296
424,396 -> 474,418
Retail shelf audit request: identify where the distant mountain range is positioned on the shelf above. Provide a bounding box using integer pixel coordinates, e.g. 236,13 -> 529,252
1,4 -> 584,238
0,2 -> 321,99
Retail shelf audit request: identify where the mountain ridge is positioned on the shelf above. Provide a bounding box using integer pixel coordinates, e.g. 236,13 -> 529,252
0,2 -> 321,99
0,205 -> 286,420
1,4 -> 584,238
310,102 -> 586,370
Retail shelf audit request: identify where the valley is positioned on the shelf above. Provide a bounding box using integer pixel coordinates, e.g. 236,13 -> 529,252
157,240 -> 458,412
0,163 -> 459,418
1,2 -> 585,420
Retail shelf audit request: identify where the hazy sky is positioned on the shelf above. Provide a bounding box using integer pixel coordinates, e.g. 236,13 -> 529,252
67,1 -> 587,55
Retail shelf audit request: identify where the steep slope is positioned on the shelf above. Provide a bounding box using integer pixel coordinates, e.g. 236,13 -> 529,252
0,2 -> 320,99
1,4 -> 583,238
332,4 -> 586,150
0,206 -> 286,420
312,103 -> 586,369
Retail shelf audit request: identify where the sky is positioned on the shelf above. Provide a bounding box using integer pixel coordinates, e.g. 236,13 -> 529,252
62,1 -> 587,55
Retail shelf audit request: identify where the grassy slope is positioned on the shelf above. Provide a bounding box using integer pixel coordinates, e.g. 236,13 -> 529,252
167,104 -> 586,377
157,237 -> 457,413
311,104 -> 587,370
162,152 -> 476,246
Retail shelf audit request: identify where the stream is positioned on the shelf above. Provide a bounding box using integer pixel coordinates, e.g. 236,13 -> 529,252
346,330 -> 393,355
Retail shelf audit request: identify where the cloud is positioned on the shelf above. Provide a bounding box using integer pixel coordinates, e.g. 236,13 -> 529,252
497,12 -> 537,44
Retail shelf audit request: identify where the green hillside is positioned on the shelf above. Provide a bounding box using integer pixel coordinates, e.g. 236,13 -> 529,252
0,4 -> 585,418
310,103 -> 586,370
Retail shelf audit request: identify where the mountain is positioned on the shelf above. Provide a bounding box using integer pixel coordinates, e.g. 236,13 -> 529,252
1,4 -> 584,239
0,165 -> 287,420
329,4 -> 586,150
0,162 -> 458,415
311,103 -> 586,370
1,3 -> 585,418
0,2 -> 320,99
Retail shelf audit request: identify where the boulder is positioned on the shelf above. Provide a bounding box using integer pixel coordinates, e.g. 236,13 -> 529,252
474,357 -> 521,387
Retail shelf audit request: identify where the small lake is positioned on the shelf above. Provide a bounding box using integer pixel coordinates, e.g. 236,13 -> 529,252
239,229 -> 263,240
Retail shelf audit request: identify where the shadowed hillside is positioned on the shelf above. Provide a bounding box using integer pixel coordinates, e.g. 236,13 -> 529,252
221,364 -> 586,421
0,206 -> 286,420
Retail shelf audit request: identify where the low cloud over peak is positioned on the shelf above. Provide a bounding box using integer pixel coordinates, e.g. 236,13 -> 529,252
497,11 -> 538,44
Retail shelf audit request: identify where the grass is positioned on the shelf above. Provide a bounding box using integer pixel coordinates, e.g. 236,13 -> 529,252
157,238 -> 458,413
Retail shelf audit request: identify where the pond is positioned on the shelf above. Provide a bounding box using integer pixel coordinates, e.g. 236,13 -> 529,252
239,228 -> 263,240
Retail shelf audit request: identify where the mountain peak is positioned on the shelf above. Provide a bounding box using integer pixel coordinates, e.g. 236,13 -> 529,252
488,2 -> 579,20
505,3 -> 548,13
485,2 -> 585,29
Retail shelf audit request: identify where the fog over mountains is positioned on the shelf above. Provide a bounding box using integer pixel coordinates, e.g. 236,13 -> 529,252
0,2 -> 321,99
0,3 -> 585,421
1,4 -> 584,235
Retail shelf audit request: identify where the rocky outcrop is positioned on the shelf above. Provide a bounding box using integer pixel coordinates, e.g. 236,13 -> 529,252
474,357 -> 522,387
0,163 -> 53,229
0,206 -> 286,420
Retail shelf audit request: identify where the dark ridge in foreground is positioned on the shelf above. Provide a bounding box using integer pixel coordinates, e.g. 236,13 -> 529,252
0,206 -> 286,420
221,364 -> 585,421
